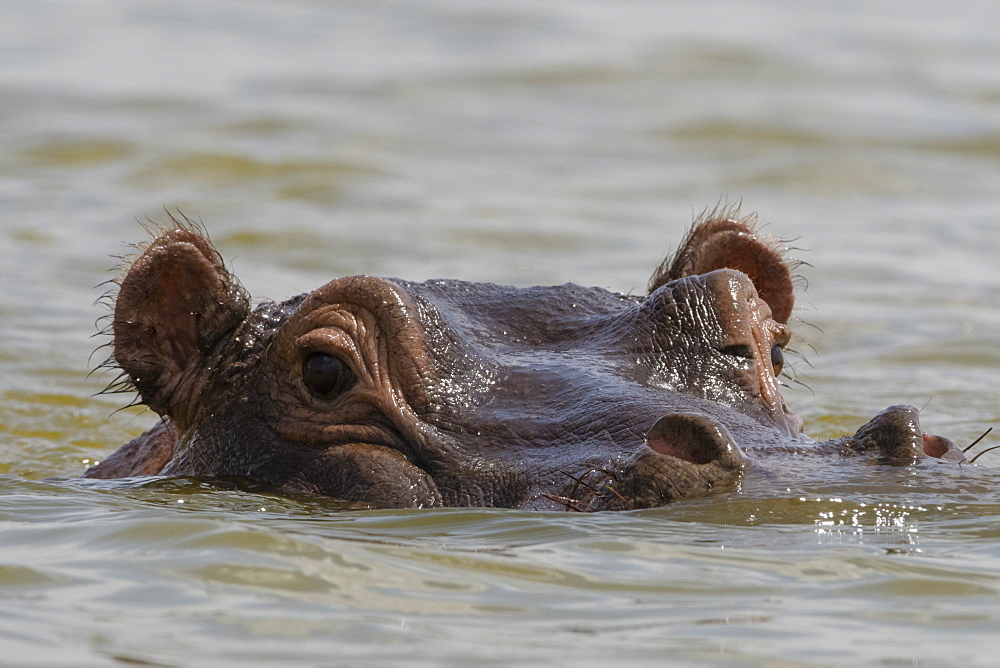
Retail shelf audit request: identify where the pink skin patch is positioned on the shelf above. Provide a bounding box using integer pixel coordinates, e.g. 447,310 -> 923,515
922,432 -> 966,461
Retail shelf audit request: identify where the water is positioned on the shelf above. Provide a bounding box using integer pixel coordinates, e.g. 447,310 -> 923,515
2,1 -> 998,663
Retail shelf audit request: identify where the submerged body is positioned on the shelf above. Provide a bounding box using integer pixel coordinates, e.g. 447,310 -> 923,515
86,212 -> 965,509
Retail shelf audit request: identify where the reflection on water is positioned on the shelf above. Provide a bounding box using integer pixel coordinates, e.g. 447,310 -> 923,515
1,0 -> 998,664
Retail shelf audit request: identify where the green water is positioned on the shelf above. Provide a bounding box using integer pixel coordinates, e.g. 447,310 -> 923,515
2,1 -> 998,664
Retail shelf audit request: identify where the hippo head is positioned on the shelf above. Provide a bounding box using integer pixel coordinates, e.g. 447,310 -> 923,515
87,212 -> 963,509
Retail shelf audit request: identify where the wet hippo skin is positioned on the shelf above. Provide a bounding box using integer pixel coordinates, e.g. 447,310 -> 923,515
85,209 -> 966,509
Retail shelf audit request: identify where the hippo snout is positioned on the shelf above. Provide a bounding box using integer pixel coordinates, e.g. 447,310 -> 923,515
831,404 -> 966,463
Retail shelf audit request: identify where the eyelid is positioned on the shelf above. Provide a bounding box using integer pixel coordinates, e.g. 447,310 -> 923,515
720,344 -> 754,359
773,326 -> 791,348
295,328 -> 354,356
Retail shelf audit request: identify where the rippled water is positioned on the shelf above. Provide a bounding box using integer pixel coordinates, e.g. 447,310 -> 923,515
2,1 -> 999,664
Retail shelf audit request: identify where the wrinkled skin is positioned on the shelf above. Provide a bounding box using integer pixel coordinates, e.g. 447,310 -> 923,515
85,212 -> 967,510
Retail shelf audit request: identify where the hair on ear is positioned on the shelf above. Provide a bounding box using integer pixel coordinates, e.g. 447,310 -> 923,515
648,205 -> 800,324
109,214 -> 250,426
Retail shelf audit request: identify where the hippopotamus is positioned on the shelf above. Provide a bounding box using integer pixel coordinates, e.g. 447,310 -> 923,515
84,211 -> 968,509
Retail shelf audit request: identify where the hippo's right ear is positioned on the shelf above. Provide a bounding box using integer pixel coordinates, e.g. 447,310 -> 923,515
649,211 -> 796,324
112,226 -> 250,426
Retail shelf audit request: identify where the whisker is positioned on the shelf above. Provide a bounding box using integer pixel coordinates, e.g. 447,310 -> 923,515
790,378 -> 815,395
962,427 -> 993,454
602,483 -> 632,510
541,494 -> 585,512
969,442 -> 1000,464
560,470 -> 602,496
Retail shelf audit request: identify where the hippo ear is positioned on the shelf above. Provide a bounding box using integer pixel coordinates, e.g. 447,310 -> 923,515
649,212 -> 795,323
112,224 -> 250,426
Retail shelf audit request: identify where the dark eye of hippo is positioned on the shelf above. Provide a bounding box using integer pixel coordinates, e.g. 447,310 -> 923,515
770,345 -> 784,376
719,341 -> 784,376
719,344 -> 754,361
302,352 -> 356,399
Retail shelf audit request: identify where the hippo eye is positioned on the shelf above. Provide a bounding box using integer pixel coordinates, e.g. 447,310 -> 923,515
720,344 -> 754,360
770,344 -> 784,376
302,353 -> 356,399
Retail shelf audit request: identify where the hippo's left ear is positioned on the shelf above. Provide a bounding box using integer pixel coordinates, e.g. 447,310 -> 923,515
112,225 -> 250,427
649,213 -> 795,324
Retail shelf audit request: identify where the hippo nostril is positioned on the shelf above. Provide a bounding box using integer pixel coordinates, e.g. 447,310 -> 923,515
922,433 -> 949,458
923,433 -> 968,463
646,413 -> 742,466
842,404 -> 923,460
